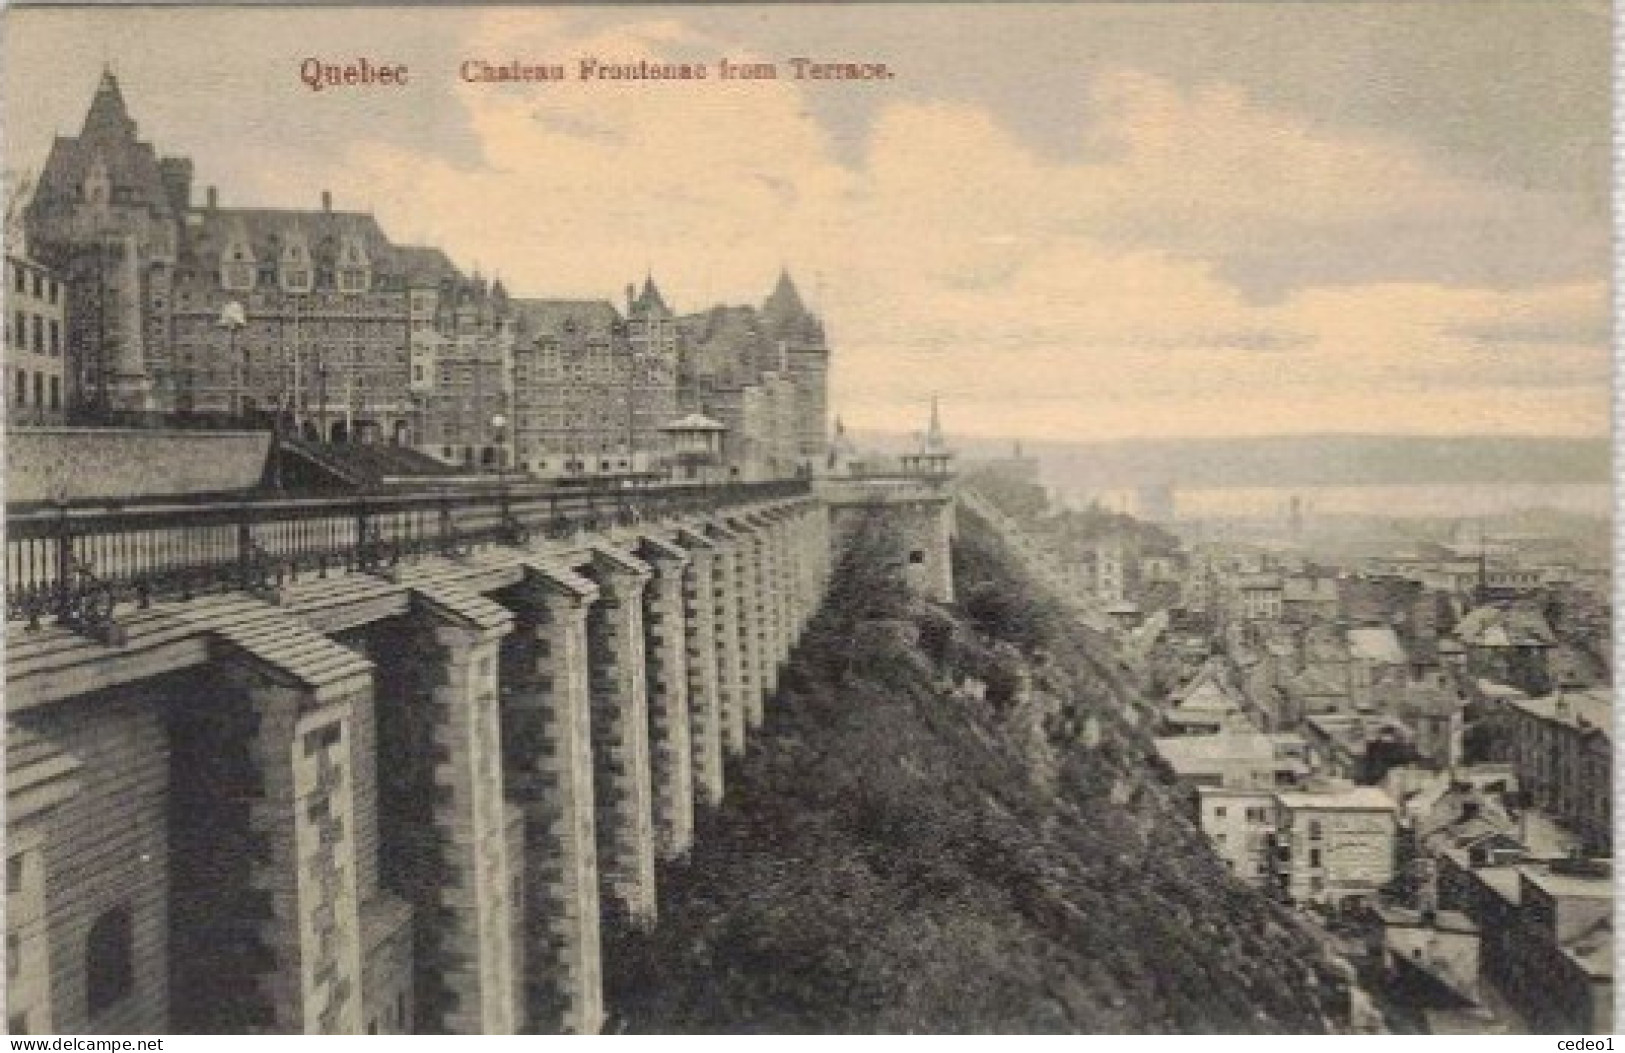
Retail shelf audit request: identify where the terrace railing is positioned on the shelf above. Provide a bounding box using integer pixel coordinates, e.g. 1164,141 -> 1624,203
6,477 -> 810,639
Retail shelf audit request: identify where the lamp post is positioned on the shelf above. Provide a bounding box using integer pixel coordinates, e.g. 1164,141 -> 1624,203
218,300 -> 247,424
625,348 -> 636,472
490,412 -> 508,474
624,344 -> 656,475
316,353 -> 329,442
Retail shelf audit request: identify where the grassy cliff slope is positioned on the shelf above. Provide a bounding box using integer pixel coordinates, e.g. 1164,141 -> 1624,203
603,507 -> 1347,1033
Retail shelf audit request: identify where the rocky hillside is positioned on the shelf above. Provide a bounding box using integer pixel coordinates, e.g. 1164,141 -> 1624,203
603,506 -> 1349,1032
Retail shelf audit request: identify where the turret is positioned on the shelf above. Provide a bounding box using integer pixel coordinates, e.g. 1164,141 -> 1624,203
158,156 -> 193,212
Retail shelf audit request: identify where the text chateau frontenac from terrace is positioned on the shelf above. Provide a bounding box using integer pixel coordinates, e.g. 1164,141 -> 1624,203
294,55 -> 896,91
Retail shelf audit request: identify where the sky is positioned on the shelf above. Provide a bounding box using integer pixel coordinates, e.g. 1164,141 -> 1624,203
3,2 -> 1612,443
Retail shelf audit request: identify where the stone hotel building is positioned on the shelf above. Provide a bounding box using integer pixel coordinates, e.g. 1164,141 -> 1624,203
17,71 -> 831,477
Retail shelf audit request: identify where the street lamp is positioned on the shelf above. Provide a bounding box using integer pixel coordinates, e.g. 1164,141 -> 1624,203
316,354 -> 330,442
490,412 -> 508,474
218,300 -> 248,424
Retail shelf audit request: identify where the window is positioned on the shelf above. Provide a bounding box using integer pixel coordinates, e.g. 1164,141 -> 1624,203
1308,820 -> 1324,840
8,934 -> 20,980
86,906 -> 134,1014
32,373 -> 42,409
223,263 -> 254,290
7,855 -> 22,889
14,370 -> 24,405
1213,806 -> 1227,819
31,316 -> 43,354
302,723 -> 342,756
1308,848 -> 1322,868
31,273 -> 42,298
12,312 -> 24,346
48,321 -> 61,356
9,1013 -> 27,1035
12,267 -> 23,294
49,377 -> 60,411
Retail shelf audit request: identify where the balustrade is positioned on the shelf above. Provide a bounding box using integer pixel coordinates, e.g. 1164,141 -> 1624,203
5,479 -> 809,634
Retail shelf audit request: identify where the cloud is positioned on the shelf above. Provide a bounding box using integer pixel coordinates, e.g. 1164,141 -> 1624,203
262,23 -> 1614,442
1070,69 -> 1606,300
5,7 -> 1608,444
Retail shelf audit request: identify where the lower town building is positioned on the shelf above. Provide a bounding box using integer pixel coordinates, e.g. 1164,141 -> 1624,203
1154,731 -> 1308,790
1272,786 -> 1398,908
1197,786 -> 1276,886
1439,850 -> 1613,1033
1504,688 -> 1611,854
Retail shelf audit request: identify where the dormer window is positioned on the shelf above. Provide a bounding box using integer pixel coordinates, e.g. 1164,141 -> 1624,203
278,232 -> 314,292
336,237 -> 370,293
223,262 -> 255,290
220,227 -> 259,290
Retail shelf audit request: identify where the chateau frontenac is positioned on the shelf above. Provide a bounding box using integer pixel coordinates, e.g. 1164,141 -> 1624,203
17,71 -> 830,480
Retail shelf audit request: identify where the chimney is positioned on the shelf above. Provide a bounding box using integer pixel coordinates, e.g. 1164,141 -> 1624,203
626,283 -> 636,312
321,190 -> 332,213
206,186 -> 218,210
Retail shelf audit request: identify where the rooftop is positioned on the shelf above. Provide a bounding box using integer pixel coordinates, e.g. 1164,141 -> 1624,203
513,297 -> 623,339
1508,688 -> 1611,738
661,412 -> 727,433
1441,848 -> 1524,904
1375,905 -> 1479,936
1347,626 -> 1408,665
1276,785 -> 1396,812
1521,862 -> 1614,902
1195,785 -> 1277,801
1453,604 -> 1557,649
1562,918 -> 1613,979
1154,732 -> 1276,771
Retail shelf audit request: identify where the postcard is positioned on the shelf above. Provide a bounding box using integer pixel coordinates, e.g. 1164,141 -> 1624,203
1,0 -> 1613,1038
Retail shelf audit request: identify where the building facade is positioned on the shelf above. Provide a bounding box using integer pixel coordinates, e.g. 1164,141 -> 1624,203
24,71 -> 180,417
1505,689 -> 1611,854
25,72 -> 830,480
1198,786 -> 1277,887
1273,787 -> 1398,907
6,255 -> 69,425
678,272 -> 828,481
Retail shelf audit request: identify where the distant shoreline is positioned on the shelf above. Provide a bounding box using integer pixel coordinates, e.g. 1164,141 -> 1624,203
859,431 -> 1613,488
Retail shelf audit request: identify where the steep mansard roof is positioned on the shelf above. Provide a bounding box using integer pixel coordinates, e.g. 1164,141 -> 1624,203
34,71 -> 174,218
173,206 -> 466,293
631,275 -> 670,316
761,269 -> 826,347
679,303 -> 780,389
